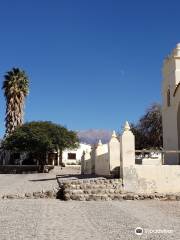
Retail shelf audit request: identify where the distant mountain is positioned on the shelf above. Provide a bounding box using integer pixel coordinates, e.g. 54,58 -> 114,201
78,129 -> 112,145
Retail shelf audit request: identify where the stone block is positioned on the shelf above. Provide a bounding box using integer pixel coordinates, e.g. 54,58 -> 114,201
25,192 -> 32,198
87,195 -> 94,201
114,189 -> 121,194
45,190 -> 54,198
84,189 -> 91,194
33,192 -> 43,198
71,190 -> 84,195
101,194 -> 109,201
155,193 -> 166,199
64,193 -> 71,201
138,194 -> 145,200
166,194 -> 177,201
78,195 -> 86,201
105,189 -> 109,194
71,184 -> 77,190
85,184 -> 92,189
176,195 -> 180,201
114,194 -> 123,200
134,194 -> 139,200
123,194 -> 135,200
17,194 -> 25,199
6,194 -> 18,199
91,189 -> 96,194
147,194 -> 155,199
109,189 -> 115,194
93,195 -> 102,201
84,194 -> 89,200
70,195 -> 79,200
109,194 -> 114,200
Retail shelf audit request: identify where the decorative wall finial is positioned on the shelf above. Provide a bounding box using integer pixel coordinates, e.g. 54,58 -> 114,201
124,121 -> 130,131
176,43 -> 180,49
112,130 -> 117,138
98,139 -> 102,146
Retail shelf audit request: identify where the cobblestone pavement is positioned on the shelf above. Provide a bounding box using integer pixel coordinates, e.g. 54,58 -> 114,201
0,199 -> 180,240
0,166 -> 80,197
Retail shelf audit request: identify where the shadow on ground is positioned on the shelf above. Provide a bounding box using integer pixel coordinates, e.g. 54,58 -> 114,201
56,174 -> 100,179
29,178 -> 57,182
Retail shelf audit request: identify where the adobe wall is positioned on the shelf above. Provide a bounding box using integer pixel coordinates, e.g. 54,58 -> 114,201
123,165 -> 180,193
121,122 -> 180,194
95,141 -> 109,176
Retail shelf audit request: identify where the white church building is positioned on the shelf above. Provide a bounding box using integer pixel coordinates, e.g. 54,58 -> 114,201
162,43 -> 180,164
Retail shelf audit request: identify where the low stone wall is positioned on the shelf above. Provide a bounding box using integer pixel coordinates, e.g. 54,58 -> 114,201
57,177 -> 180,201
1,189 -> 58,199
2,176 -> 180,201
57,178 -> 123,201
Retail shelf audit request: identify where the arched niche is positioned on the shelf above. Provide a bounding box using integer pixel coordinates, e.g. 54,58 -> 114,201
167,89 -> 170,107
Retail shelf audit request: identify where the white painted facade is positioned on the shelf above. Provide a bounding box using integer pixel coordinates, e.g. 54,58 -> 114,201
62,143 -> 91,165
81,131 -> 121,176
95,141 -> 109,176
162,43 -> 180,164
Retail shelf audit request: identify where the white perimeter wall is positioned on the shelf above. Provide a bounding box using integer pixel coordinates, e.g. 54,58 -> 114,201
123,164 -> 180,193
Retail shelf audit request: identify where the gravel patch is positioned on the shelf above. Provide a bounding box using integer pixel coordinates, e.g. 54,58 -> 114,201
0,166 -> 80,197
0,200 -> 179,240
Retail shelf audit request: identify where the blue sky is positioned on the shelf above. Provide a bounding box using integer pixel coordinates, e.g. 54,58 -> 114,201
0,0 -> 180,137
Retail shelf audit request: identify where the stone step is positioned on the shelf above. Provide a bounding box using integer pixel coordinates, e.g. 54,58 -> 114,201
57,178 -> 123,201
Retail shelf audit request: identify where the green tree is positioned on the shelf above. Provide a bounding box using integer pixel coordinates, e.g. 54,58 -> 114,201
2,68 -> 29,136
131,103 -> 163,149
2,121 -> 79,171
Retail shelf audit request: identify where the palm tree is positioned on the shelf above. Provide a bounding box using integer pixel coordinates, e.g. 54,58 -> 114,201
2,68 -> 29,136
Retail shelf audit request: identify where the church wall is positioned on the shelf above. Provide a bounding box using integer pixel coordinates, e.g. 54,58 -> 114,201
162,105 -> 178,164
162,44 -> 180,164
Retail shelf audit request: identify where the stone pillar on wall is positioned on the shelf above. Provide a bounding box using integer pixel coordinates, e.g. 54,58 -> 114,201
84,149 -> 92,174
120,121 -> 136,191
81,151 -> 85,175
90,146 -> 96,174
81,150 -> 92,175
95,140 -> 110,176
108,131 -> 120,176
